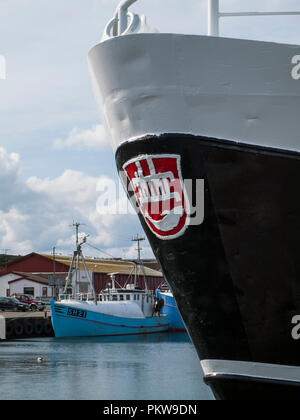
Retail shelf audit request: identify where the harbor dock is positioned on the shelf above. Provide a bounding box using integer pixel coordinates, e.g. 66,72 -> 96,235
0,311 -> 54,340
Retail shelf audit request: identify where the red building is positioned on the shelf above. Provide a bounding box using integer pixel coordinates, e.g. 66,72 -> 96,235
0,252 -> 164,294
1,252 -> 68,274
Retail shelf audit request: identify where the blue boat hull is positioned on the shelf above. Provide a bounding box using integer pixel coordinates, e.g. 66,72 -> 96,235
50,300 -> 169,338
156,291 -> 186,331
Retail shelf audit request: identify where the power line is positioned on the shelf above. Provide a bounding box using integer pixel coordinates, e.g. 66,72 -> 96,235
86,242 -> 117,260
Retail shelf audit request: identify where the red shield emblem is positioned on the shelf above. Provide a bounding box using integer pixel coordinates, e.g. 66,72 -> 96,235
123,154 -> 189,240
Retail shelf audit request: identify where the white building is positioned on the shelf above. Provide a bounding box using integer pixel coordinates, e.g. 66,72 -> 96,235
0,272 -> 54,298
0,273 -> 19,297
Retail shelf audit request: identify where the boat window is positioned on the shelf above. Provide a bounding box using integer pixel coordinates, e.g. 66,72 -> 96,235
126,295 -> 130,300
137,294 -> 139,300
99,295 -> 103,301
134,295 -> 136,300
112,295 -> 118,301
120,295 -> 124,301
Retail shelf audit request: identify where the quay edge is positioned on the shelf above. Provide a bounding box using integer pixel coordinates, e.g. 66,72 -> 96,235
0,312 -> 54,340
0,315 -> 5,340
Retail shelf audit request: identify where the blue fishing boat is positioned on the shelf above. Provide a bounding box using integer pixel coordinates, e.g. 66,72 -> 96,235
51,290 -> 169,338
50,226 -> 169,338
156,289 -> 186,332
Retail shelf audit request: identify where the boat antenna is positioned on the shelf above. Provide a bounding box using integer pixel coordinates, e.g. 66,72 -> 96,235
208,0 -> 300,37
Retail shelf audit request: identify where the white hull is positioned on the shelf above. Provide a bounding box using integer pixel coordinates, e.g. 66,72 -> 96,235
89,33 -> 300,153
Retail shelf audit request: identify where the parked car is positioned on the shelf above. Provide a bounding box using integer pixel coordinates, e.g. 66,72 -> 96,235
11,294 -> 46,311
0,297 -> 29,312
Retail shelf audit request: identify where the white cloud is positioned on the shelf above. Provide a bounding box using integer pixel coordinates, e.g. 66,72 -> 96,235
0,146 -> 148,257
0,147 -> 20,178
52,124 -> 109,151
0,208 -> 32,254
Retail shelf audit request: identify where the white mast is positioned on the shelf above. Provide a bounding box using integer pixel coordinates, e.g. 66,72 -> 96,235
207,0 -> 300,37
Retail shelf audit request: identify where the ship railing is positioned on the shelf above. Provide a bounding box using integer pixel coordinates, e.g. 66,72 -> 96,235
74,293 -> 96,302
208,0 -> 300,37
58,293 -> 70,301
106,0 -> 300,39
58,293 -> 95,302
58,292 -> 118,302
59,290 -> 155,302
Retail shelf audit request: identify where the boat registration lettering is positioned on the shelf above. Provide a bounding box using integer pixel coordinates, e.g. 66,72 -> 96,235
67,308 -> 87,318
291,55 -> 300,80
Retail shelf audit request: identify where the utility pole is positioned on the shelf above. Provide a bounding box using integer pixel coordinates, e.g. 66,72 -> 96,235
132,235 -> 145,263
132,235 -> 148,291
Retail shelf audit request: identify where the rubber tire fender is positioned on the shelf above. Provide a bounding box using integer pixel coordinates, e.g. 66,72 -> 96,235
24,321 -> 34,337
13,321 -> 24,337
43,320 -> 53,336
34,320 -> 44,335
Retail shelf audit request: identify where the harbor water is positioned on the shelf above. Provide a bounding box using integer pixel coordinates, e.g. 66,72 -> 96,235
0,333 -> 214,400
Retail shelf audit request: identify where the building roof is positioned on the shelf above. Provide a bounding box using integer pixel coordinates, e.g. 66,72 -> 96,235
0,252 -> 163,278
0,252 -> 37,270
40,254 -> 163,278
0,252 -> 68,273
7,272 -> 52,285
142,260 -> 162,272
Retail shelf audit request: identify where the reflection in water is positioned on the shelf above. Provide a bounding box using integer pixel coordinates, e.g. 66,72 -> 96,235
53,332 -> 191,345
0,333 -> 214,400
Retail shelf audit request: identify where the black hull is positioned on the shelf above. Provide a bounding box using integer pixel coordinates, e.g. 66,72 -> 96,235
116,134 -> 300,400
205,376 -> 300,401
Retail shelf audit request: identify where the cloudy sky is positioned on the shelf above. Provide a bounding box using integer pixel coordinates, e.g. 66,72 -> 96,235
0,0 -> 300,259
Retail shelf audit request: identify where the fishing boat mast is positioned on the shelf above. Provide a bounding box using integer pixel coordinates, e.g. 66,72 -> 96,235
132,234 -> 149,292
64,223 -> 97,304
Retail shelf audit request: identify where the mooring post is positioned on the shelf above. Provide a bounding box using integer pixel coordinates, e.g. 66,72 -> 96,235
0,315 -> 6,340
116,0 -> 138,35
